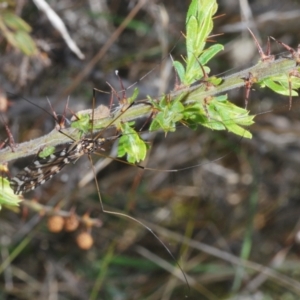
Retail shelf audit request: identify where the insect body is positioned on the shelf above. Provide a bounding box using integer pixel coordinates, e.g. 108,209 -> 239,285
10,136 -> 115,195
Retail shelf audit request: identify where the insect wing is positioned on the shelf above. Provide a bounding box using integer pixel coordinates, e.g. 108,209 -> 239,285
10,142 -> 83,195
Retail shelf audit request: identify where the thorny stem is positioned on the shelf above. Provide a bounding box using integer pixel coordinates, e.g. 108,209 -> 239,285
0,55 -> 298,164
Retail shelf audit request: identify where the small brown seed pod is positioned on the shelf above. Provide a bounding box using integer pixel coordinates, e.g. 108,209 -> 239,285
76,232 -> 94,250
64,214 -> 79,232
47,215 -> 65,233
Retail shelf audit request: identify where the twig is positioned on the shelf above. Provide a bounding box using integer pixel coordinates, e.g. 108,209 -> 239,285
32,0 -> 85,59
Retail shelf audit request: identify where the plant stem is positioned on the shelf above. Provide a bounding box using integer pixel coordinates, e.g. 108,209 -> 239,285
0,56 -> 298,164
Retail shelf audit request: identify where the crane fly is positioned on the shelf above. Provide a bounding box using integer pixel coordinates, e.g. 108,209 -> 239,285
9,133 -> 119,195
4,86 -> 193,289
9,101 -> 122,195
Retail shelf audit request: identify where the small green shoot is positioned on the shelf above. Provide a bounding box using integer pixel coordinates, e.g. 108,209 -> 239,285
183,95 -> 254,138
38,146 -> 56,158
0,177 -> 22,210
149,94 -> 185,133
118,122 -> 147,164
71,113 -> 91,135
127,87 -> 139,104
173,0 -> 223,85
261,75 -> 300,97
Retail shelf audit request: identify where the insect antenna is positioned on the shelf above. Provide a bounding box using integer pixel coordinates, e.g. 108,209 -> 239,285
85,84 -> 191,289
83,87 -> 271,289
88,154 -> 190,290
6,92 -> 70,133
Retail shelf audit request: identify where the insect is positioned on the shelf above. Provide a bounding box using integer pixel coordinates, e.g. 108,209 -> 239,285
7,71 -> 155,195
2,68 -> 273,298
8,96 -> 69,194
4,57 -> 258,295
7,72 -> 256,195
9,134 -> 118,195
5,85 -> 194,286
8,94 -> 127,195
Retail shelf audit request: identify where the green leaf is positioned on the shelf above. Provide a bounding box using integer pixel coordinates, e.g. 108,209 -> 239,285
173,0 -> 222,86
173,61 -> 186,83
14,30 -> 37,55
111,255 -> 158,270
118,123 -> 147,164
150,95 -> 185,133
199,44 -> 224,66
0,177 -> 22,210
262,78 -> 298,97
182,96 -> 254,138
186,0 -> 198,20
211,99 -> 254,138
186,15 -> 198,57
38,146 -> 56,158
0,11 -> 37,55
71,113 -> 91,134
2,11 -> 32,32
215,94 -> 227,102
185,0 -> 218,60
182,103 -> 208,130
127,87 -> 139,104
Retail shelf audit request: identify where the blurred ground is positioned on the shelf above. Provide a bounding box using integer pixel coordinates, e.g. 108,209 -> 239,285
2,0 -> 300,299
